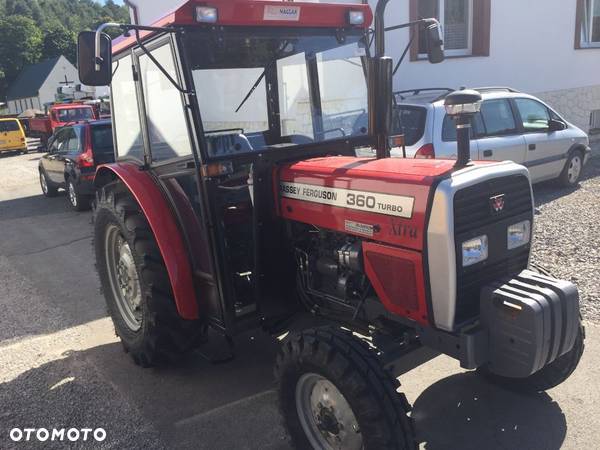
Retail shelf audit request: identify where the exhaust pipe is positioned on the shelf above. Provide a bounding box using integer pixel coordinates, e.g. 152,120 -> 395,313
443,89 -> 482,169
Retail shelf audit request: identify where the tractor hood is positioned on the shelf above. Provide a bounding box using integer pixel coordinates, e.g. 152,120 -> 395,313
275,156 -> 458,251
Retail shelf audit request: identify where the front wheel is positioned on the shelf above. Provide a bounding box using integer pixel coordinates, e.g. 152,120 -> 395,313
94,182 -> 204,367
275,328 -> 415,450
559,151 -> 584,187
40,170 -> 58,197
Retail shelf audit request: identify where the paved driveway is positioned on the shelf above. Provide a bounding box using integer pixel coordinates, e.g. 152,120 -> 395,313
0,151 -> 598,449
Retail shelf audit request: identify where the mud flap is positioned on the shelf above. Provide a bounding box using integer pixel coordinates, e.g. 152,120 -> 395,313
480,270 -> 580,378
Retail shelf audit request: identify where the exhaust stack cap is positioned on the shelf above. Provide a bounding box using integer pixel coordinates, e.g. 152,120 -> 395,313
444,89 -> 482,116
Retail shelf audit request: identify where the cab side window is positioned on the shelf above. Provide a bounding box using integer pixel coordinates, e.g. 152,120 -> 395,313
514,98 -> 550,131
138,42 -> 193,162
111,54 -> 144,161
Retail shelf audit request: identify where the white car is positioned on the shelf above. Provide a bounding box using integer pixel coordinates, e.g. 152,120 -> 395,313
390,87 -> 591,186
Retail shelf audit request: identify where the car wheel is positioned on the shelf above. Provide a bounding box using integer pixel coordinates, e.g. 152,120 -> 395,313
40,170 -> 58,197
559,150 -> 584,187
67,179 -> 90,211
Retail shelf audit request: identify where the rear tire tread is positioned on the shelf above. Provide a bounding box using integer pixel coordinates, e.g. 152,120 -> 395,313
94,181 -> 204,367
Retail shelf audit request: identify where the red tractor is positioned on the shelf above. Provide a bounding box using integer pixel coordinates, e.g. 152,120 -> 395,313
78,1 -> 584,448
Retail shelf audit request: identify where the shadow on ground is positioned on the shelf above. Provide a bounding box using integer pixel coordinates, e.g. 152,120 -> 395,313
413,371 -> 566,450
1,333 -> 569,450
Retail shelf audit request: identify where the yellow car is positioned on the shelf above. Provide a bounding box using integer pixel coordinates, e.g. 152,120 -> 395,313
0,118 -> 27,154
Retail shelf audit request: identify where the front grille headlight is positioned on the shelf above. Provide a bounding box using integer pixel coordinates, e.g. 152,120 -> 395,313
507,220 -> 531,250
462,235 -> 488,267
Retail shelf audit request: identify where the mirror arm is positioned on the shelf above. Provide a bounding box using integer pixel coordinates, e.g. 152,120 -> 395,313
95,22 -> 122,71
384,18 -> 434,33
93,22 -> 193,95
393,29 -> 416,76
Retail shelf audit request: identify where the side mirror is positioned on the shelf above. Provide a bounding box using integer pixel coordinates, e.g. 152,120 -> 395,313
424,19 -> 445,64
78,31 -> 112,86
548,119 -> 567,132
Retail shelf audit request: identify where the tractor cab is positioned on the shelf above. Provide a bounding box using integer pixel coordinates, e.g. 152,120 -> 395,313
78,0 -> 433,333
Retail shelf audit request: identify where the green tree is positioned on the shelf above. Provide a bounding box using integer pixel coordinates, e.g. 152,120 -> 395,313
0,15 -> 42,97
42,25 -> 76,63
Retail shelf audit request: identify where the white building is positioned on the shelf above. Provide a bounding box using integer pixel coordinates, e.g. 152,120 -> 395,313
6,56 -> 80,114
376,0 -> 600,133
124,0 -> 600,133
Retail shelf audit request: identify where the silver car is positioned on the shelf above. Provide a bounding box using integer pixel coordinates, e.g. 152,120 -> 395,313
390,87 -> 591,186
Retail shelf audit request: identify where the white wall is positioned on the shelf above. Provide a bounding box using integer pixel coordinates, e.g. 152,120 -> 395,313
38,56 -> 81,108
372,0 -> 600,94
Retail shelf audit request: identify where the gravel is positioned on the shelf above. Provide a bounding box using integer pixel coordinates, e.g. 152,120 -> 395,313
531,142 -> 600,323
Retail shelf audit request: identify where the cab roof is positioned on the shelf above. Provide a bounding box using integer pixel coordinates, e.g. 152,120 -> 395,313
113,0 -> 372,55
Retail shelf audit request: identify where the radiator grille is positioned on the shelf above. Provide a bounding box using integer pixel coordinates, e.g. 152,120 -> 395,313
453,174 -> 533,325
454,175 -> 532,235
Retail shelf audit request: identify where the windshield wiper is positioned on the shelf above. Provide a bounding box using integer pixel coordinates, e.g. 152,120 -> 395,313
235,70 -> 268,113
235,41 -> 290,113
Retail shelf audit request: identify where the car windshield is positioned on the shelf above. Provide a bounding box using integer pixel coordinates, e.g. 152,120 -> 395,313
184,28 -> 369,158
57,108 -> 94,123
391,106 -> 427,146
0,120 -> 20,132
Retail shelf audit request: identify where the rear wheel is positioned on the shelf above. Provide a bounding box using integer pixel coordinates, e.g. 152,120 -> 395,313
94,181 -> 204,367
40,170 -> 58,197
559,150 -> 584,187
275,328 -> 415,450
67,179 -> 90,211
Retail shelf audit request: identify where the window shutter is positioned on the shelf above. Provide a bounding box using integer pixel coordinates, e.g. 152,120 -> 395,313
472,0 -> 491,57
409,0 -> 419,61
575,0 -> 583,49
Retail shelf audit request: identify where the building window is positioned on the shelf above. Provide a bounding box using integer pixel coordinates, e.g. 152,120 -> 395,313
410,0 -> 490,60
418,0 -> 473,56
578,0 -> 600,47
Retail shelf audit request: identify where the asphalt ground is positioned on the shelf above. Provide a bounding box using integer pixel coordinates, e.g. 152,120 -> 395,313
0,149 -> 598,449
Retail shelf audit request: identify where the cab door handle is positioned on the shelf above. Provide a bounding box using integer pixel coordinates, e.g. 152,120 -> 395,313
483,149 -> 493,157
529,144 -> 536,151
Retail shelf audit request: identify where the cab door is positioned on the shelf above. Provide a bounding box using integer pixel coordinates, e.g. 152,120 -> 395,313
512,97 -> 570,183
475,98 -> 527,164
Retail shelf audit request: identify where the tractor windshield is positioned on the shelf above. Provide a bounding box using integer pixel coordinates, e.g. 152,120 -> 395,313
184,28 -> 369,158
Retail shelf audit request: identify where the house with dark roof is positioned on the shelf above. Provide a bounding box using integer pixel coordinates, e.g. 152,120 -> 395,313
5,56 -> 81,115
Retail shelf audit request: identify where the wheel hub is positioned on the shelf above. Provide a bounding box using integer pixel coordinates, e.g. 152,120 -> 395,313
105,225 -> 143,331
69,182 -> 77,206
40,173 -> 47,193
296,373 -> 362,450
568,156 -> 582,184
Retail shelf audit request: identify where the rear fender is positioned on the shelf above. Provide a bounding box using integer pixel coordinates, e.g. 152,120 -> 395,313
95,163 -> 199,320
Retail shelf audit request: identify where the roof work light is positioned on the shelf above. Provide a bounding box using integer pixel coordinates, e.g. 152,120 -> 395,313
196,6 -> 218,23
348,10 -> 365,25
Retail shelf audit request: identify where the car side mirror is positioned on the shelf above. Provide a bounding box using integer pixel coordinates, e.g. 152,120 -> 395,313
424,19 -> 445,64
78,31 -> 113,86
548,119 -> 566,132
